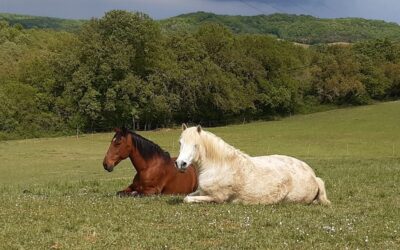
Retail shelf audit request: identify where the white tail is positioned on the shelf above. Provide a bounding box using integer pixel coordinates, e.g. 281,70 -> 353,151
315,177 -> 331,205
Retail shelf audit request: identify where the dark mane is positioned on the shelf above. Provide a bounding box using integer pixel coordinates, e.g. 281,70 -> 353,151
128,131 -> 171,161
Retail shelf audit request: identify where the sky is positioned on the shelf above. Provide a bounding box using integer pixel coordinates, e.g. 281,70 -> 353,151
1,0 -> 399,24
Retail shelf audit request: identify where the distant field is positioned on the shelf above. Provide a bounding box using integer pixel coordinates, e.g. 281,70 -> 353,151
0,101 -> 399,249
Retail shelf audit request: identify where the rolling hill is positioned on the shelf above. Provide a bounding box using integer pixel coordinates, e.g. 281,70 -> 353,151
0,13 -> 85,32
161,12 -> 400,44
3,11 -> 400,44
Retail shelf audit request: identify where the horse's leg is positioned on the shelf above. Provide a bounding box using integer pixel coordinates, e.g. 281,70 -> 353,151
117,174 -> 140,197
187,189 -> 201,197
140,186 -> 162,196
117,186 -> 139,197
184,195 -> 216,203
135,167 -> 165,196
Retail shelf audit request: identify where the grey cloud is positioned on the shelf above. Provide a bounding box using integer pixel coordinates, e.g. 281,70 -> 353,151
0,0 -> 399,23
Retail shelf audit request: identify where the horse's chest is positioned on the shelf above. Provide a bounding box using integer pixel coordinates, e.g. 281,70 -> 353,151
198,166 -> 235,191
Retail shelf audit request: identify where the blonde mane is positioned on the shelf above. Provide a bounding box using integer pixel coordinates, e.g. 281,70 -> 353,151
182,128 -> 255,172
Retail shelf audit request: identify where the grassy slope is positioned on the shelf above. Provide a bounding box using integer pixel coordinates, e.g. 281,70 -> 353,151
0,101 -> 399,248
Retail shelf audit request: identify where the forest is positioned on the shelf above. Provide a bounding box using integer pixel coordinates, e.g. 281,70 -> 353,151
0,13 -> 84,32
1,10 -> 400,139
4,11 -> 400,44
162,12 -> 400,44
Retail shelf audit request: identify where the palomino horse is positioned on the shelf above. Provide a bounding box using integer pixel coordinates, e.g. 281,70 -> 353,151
103,128 -> 197,196
175,125 -> 330,205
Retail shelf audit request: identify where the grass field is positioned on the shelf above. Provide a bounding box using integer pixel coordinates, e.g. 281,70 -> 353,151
0,101 -> 399,249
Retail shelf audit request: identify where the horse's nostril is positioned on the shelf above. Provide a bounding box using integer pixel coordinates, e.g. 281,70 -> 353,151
175,160 -> 187,169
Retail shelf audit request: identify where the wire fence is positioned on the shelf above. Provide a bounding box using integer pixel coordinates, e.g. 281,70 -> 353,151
73,116 -> 269,136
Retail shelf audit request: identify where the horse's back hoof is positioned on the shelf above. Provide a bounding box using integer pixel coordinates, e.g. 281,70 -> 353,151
116,191 -> 139,197
116,191 -> 127,197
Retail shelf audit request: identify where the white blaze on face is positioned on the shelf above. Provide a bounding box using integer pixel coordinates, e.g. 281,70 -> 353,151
176,138 -> 197,171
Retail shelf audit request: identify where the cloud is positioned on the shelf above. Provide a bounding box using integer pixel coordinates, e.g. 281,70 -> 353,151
0,0 -> 268,19
205,0 -> 400,23
0,0 -> 399,23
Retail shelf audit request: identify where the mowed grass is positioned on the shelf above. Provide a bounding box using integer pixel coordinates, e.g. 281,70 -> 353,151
0,101 -> 399,249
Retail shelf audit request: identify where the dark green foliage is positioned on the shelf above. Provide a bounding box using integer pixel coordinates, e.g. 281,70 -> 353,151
161,12 -> 400,44
0,81 -> 64,138
1,10 -> 400,139
353,39 -> 400,99
0,13 -> 85,32
0,20 -> 75,138
310,45 -> 368,104
4,11 -> 400,44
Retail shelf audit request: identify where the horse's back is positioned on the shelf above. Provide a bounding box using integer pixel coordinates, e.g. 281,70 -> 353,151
249,155 -> 319,204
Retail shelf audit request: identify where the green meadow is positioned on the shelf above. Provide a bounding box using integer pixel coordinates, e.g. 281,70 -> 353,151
0,101 -> 399,249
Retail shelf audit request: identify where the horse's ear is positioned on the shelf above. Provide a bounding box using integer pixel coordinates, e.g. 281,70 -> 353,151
197,125 -> 202,133
182,123 -> 187,131
121,126 -> 128,135
114,128 -> 121,133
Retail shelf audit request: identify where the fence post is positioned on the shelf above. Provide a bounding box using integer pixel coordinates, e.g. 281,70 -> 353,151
393,143 -> 395,157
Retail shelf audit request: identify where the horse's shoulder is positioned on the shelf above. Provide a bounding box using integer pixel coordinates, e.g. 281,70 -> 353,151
251,155 -> 283,165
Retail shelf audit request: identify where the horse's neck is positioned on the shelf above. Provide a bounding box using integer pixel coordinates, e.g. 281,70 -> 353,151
129,147 -> 172,172
129,149 -> 148,172
200,132 -> 252,167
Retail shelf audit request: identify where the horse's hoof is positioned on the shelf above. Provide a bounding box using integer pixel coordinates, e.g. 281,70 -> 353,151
116,191 -> 129,197
116,191 -> 138,197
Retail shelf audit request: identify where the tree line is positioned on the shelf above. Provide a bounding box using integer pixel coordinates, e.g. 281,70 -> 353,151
5,11 -> 400,44
161,12 -> 400,44
0,13 -> 84,32
0,10 -> 399,139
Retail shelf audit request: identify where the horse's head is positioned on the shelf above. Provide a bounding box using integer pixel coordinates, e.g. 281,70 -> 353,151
103,128 -> 132,172
175,124 -> 202,172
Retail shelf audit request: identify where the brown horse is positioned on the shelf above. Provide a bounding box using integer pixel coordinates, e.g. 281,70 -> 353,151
103,128 -> 197,196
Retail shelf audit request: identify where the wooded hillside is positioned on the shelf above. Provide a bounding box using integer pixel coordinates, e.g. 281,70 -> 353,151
161,12 -> 400,44
3,11 -> 400,44
1,11 -> 399,139
0,13 -> 84,32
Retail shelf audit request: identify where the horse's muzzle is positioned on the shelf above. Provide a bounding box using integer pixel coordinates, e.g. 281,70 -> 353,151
175,160 -> 188,172
103,162 -> 114,172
